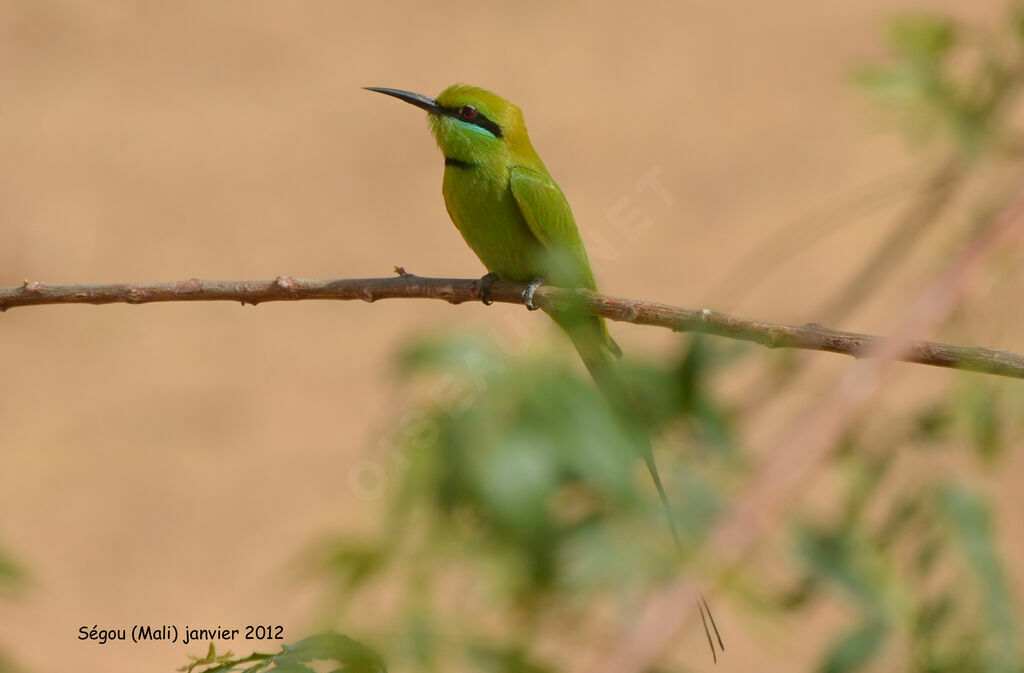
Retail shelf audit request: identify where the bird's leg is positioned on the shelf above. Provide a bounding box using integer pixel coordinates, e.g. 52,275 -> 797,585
521,278 -> 543,311
476,272 -> 500,306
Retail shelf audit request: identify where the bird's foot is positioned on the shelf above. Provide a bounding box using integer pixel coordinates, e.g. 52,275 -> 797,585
521,278 -> 543,311
477,272 -> 500,306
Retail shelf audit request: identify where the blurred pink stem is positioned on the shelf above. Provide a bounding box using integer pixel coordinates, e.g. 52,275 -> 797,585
589,185 -> 1024,673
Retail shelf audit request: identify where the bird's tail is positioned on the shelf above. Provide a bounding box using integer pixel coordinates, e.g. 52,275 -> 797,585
555,313 -> 724,662
562,316 -> 681,547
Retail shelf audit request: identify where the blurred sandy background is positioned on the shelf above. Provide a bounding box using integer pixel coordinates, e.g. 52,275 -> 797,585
1,1 -> 1022,672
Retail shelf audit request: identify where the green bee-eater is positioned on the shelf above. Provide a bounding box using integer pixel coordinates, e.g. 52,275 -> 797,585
367,82 -> 723,660
365,80 -> 674,525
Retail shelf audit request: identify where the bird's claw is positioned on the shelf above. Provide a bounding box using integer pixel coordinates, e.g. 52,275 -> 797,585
477,272 -> 499,306
521,278 -> 542,311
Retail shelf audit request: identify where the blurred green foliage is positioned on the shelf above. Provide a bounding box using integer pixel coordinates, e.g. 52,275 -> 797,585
0,545 -> 26,673
0,545 -> 25,596
304,335 -> 735,671
285,324 -> 1024,672
854,10 -> 1024,155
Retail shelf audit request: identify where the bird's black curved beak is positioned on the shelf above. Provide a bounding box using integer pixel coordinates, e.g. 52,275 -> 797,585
363,87 -> 439,113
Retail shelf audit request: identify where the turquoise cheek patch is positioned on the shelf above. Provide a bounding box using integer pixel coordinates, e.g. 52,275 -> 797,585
455,119 -> 498,138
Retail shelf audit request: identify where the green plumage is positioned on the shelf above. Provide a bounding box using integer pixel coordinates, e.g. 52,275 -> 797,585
430,84 -> 620,369
367,83 -> 673,542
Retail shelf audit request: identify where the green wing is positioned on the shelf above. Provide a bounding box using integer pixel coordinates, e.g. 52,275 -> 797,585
509,166 -> 597,291
510,166 -> 621,359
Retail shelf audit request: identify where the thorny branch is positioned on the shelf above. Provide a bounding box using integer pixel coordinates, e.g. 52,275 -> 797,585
1,271 -> 1023,379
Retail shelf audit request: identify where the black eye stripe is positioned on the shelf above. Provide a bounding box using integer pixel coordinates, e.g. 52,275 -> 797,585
440,105 -> 503,138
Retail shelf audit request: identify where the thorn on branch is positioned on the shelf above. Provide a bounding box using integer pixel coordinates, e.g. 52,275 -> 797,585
437,284 -> 457,304
125,287 -> 147,304
274,275 -> 297,290
178,278 -> 203,293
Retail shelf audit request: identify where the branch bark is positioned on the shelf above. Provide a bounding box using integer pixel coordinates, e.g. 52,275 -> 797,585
2,272 -> 1022,379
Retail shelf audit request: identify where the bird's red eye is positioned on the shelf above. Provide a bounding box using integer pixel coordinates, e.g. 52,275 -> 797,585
460,105 -> 478,120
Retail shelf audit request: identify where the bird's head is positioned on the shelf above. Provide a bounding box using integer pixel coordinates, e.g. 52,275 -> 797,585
364,84 -> 540,168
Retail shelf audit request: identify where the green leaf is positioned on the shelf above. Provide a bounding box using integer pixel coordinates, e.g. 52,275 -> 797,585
560,517 -> 672,591
0,544 -> 26,591
853,64 -> 934,106
911,402 -> 953,443
1011,4 -> 1024,46
181,634 -> 385,673
466,642 -> 555,673
474,431 -> 559,532
874,496 -> 920,550
795,527 -> 885,610
938,486 -> 1021,667
275,633 -> 386,673
887,16 -> 957,60
320,542 -> 388,592
777,574 -> 820,611
396,612 -> 437,670
669,468 -> 721,541
819,619 -> 887,673
914,591 -> 955,639
957,381 -> 1003,460
914,533 -> 945,576
396,334 -> 502,377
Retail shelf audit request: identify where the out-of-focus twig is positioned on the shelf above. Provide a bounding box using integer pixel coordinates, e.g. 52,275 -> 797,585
818,158 -> 965,323
588,181 -> 1024,673
730,158 -> 972,418
710,165 -> 925,309
2,274 -> 1024,378
720,159 -> 966,417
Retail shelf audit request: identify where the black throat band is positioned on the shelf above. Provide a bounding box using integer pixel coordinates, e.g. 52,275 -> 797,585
444,157 -> 475,169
